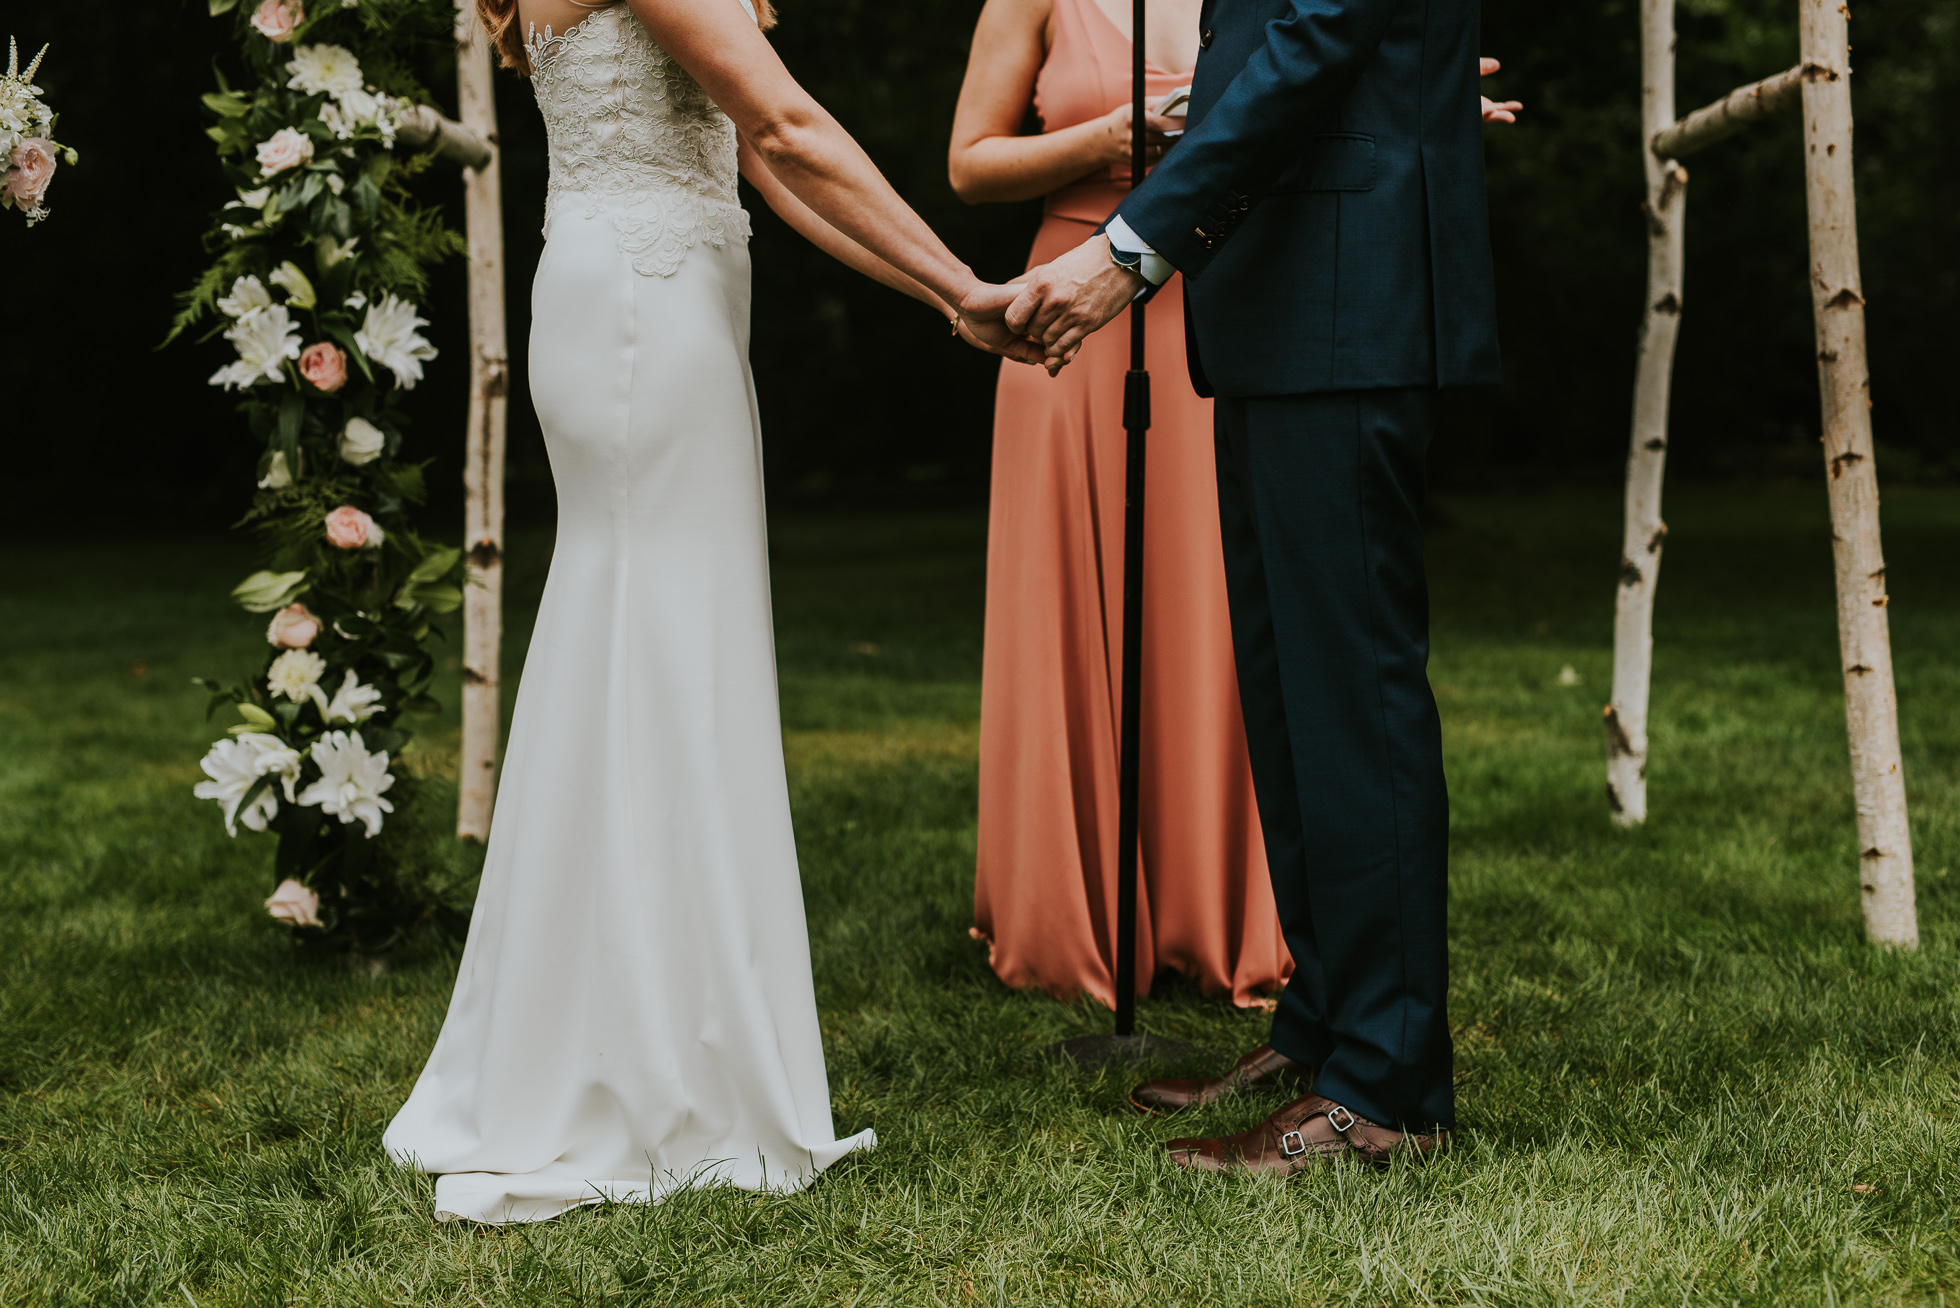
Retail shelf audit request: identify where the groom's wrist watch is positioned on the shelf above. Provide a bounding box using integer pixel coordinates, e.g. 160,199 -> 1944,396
1107,242 -> 1146,277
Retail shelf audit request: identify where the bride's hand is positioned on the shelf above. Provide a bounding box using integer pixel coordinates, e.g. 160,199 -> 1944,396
957,285 -> 1051,367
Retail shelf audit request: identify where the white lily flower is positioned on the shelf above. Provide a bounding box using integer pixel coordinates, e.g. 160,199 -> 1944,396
286,44 -> 364,98
318,669 -> 384,725
267,648 -> 327,703
317,234 -> 359,268
209,303 -> 301,390
259,451 -> 294,489
269,260 -> 317,309
354,293 -> 437,390
194,733 -> 303,836
296,730 -> 396,837
217,275 -> 272,319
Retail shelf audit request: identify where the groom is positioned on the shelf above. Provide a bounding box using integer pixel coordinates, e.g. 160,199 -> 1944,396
969,0 -> 1501,1170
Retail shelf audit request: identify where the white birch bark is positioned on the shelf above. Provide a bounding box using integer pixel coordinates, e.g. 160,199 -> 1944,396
1800,0 -> 1918,947
1606,0 -> 1686,826
1652,63 -> 1803,159
453,1 -> 510,842
394,103 -> 492,169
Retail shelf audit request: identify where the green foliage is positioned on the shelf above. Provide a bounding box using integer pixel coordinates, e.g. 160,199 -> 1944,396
0,495 -> 1956,1302
175,0 -> 469,951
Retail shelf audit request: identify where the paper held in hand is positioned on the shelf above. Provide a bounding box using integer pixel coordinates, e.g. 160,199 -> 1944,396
1157,85 -> 1191,137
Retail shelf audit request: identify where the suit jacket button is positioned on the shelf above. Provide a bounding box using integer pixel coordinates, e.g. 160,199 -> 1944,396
1200,28 -> 1214,49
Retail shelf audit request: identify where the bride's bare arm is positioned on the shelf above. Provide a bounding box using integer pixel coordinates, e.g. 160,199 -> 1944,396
627,0 -> 1004,322
736,139 -> 953,316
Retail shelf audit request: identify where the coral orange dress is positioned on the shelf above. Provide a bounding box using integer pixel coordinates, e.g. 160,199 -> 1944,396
971,0 -> 1290,1010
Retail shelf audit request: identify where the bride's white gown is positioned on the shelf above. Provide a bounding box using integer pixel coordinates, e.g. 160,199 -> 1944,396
382,3 -> 874,1224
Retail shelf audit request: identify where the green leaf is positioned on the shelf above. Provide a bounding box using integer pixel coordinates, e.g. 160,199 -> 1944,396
276,390 -> 304,472
209,0 -> 240,14
201,92 -> 250,118
231,570 -> 309,613
411,585 -> 463,614
324,323 -> 376,383
403,546 -> 461,589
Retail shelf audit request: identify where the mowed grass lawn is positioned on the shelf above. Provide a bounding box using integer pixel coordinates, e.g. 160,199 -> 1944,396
1,483 -> 1956,1306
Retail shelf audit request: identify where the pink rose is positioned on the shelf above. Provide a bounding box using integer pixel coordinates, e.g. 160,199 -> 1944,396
250,0 -> 304,42
255,127 -> 314,177
265,603 -> 321,649
299,342 -> 348,393
324,505 -> 379,550
265,879 -> 323,928
6,139 -> 58,210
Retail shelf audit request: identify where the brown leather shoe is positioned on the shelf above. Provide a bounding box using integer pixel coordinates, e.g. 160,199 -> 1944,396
1165,1094 -> 1452,1176
1129,1043 -> 1307,1114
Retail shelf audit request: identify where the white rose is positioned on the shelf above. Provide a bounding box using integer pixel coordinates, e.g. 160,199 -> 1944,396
264,878 -> 324,928
256,126 -> 314,177
338,416 -> 387,465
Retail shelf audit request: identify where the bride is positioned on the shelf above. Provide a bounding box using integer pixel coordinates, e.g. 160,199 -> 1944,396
382,0 -> 1039,1224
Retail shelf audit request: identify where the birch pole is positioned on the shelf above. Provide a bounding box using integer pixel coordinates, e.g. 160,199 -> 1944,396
453,0 -> 509,842
1604,0 -> 1687,825
1799,0 -> 1917,947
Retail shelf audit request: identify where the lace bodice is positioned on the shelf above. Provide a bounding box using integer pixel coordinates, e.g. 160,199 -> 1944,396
527,4 -> 752,277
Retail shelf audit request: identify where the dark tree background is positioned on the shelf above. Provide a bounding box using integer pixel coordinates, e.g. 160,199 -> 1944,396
3,0 -> 1954,539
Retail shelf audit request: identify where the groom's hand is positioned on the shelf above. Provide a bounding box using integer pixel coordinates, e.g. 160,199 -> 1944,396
954,292 -> 1049,366
1004,236 -> 1145,371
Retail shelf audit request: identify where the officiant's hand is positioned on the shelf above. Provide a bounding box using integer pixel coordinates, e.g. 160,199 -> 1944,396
997,235 -> 1144,372
1480,57 -> 1523,124
955,286 -> 1050,365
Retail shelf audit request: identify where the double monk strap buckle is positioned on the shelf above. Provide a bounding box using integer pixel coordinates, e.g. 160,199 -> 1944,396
1278,1128 -> 1308,1157
1325,1104 -> 1358,1134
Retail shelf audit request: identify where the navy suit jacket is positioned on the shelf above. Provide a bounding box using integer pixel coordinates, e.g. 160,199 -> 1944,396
1115,0 -> 1502,397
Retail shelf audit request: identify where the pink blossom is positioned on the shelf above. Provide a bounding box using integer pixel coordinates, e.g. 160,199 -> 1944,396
265,603 -> 321,649
6,139 -> 58,210
298,342 -> 347,393
255,127 -> 313,176
265,879 -> 323,927
250,0 -> 305,42
324,505 -> 377,550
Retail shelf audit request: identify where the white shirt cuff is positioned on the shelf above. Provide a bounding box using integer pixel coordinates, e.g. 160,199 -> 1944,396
1107,215 -> 1174,286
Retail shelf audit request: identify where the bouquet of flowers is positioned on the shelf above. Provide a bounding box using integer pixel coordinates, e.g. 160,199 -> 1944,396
1,37 -> 78,225
176,0 -> 471,953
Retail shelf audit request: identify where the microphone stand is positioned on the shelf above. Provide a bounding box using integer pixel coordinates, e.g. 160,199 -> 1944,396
1050,0 -> 1204,1073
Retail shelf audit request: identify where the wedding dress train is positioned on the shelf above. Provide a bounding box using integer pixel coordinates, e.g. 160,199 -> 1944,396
382,3 -> 873,1224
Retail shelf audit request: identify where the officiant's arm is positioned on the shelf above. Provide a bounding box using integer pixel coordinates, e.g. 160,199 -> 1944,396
948,0 -> 1181,204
